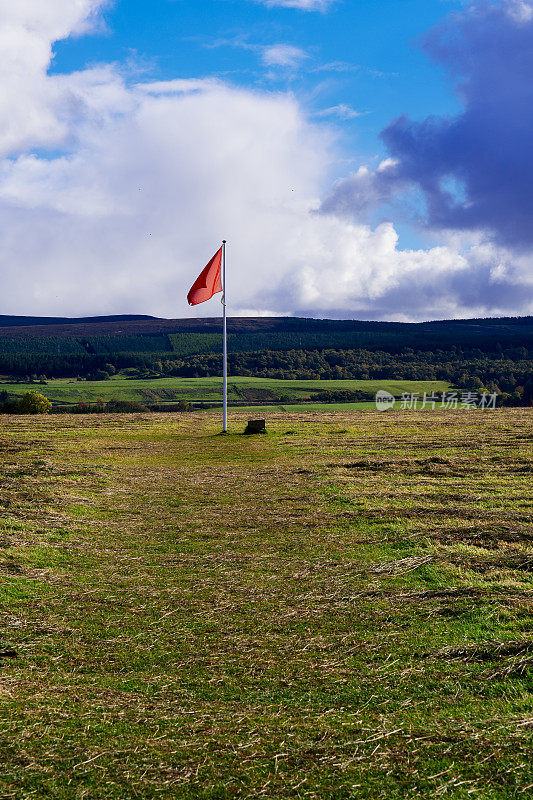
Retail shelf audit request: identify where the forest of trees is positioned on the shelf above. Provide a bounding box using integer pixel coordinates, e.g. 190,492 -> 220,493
0,317 -> 531,405
127,348 -> 532,404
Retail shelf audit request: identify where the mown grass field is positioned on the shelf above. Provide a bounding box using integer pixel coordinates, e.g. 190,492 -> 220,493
0,376 -> 451,406
227,402 -> 377,413
0,409 -> 531,799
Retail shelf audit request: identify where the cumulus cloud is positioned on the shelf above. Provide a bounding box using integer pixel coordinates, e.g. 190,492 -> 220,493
321,159 -> 404,221
0,0 -> 108,155
261,219 -> 533,320
0,0 -> 106,38
328,0 -> 533,254
382,0 -> 533,249
315,0 -> 533,318
0,0 -> 531,322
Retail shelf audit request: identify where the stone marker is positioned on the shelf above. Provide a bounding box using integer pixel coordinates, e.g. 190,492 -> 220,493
244,419 -> 266,435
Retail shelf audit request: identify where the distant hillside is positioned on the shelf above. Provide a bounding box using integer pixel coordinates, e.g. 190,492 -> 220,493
0,313 -> 531,349
0,315 -> 530,400
0,314 -> 156,330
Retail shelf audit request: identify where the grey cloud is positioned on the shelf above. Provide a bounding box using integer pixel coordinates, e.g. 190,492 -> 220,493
382,0 -> 533,249
323,1 -> 533,251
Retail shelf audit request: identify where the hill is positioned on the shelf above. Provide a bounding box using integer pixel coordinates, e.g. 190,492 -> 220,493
0,313 -> 531,348
0,313 -> 157,331
0,315 -> 530,403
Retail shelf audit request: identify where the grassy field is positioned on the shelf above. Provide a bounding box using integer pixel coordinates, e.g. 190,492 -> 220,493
226,402 -> 377,413
0,409 -> 531,799
0,376 -> 451,405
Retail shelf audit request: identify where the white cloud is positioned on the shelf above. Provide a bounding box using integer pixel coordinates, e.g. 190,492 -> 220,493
506,0 -> 533,23
316,104 -> 365,120
135,78 -> 222,95
256,0 -> 334,10
261,44 -> 308,68
0,0 -> 107,39
202,36 -> 309,74
0,0 -> 530,322
314,61 -> 360,73
0,0 -> 109,155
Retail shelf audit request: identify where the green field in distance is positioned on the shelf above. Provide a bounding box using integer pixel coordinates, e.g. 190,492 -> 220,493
0,376 -> 452,406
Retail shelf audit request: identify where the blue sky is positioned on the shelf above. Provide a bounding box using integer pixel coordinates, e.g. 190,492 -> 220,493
51,0 -> 463,167
0,0 -> 531,320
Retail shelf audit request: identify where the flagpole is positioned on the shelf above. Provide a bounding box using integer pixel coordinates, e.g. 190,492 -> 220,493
222,240 -> 228,433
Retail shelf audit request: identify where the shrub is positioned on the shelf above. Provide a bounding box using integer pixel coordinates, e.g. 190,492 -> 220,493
105,400 -> 149,413
0,391 -> 20,414
19,391 -> 52,414
88,369 -> 111,381
149,400 -> 192,412
309,389 -> 373,403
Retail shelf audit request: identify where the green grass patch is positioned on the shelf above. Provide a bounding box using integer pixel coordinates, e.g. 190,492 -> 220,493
0,409 -> 530,798
0,376 -> 451,406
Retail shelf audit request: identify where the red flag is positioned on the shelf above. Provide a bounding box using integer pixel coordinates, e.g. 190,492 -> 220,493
187,247 -> 223,306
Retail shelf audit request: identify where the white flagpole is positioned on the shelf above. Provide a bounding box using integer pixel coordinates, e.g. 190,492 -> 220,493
222,240 -> 228,433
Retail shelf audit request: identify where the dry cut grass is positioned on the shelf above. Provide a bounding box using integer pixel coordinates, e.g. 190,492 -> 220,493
0,408 -> 531,799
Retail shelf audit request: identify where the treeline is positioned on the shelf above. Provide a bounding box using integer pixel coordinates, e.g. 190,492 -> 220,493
1,316 -> 532,371
0,353 -> 119,377
170,331 -> 405,355
0,336 -> 531,405
0,391 -> 192,415
0,334 -> 172,372
128,347 -> 532,387
167,327 -> 533,357
1,346 -> 531,393
0,337 -> 85,355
